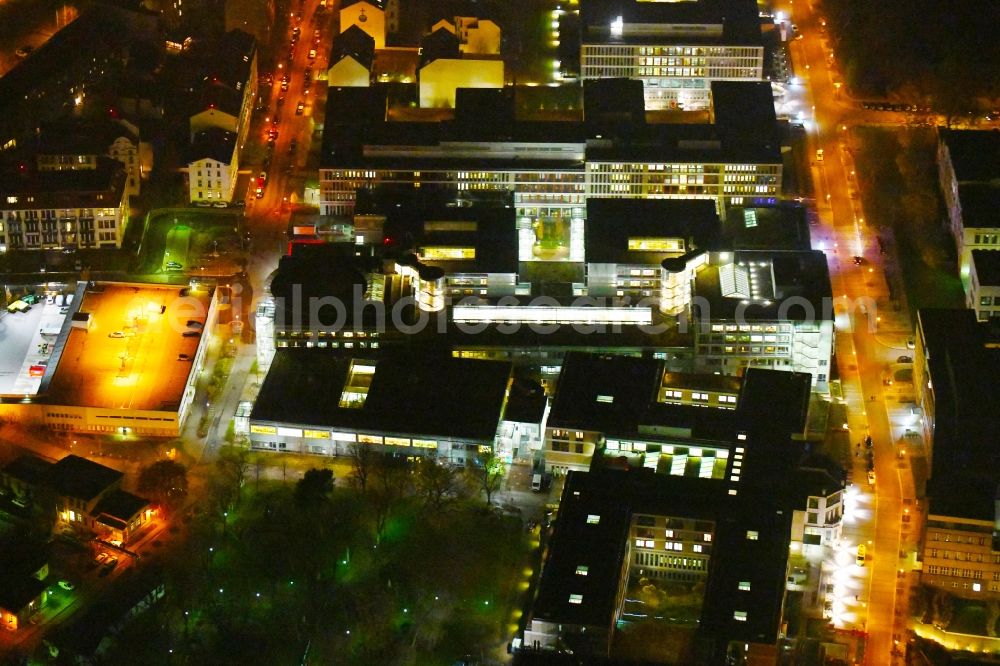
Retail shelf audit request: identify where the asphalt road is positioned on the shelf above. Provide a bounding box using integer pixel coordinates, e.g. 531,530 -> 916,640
0,0 -> 77,78
782,1 -> 922,663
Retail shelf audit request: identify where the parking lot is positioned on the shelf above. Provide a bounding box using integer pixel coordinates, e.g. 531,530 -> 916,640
0,292 -> 72,395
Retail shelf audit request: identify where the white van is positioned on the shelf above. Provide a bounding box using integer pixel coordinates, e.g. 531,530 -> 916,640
531,474 -> 543,492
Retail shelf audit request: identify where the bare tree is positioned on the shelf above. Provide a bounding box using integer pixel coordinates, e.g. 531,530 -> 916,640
469,451 -> 506,507
414,458 -> 460,511
216,445 -> 251,506
349,442 -> 374,493
369,456 -> 410,541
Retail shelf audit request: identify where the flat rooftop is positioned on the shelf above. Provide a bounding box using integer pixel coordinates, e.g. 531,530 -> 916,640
585,198 -> 721,264
940,129 -> 1000,183
251,350 -> 513,442
957,184 -> 1000,229
693,250 -> 832,322
580,0 -> 763,46
971,249 -> 1000,286
45,283 -> 212,411
548,353 -> 665,436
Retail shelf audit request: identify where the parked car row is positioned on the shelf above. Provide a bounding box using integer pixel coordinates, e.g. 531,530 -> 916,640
861,101 -> 931,113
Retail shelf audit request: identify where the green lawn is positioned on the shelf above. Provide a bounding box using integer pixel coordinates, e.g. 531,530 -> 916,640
163,224 -> 191,271
137,209 -> 243,276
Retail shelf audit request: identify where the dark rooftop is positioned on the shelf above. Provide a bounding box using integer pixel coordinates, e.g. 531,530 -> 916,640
547,353 -> 664,436
195,83 -> 245,118
269,242 -> 376,328
692,250 -> 833,322
736,367 -> 812,438
47,455 -> 123,502
2,455 -> 54,486
330,25 -> 376,69
917,309 -> 1000,520
251,349 -> 513,442
92,489 -> 149,523
0,8 -> 130,119
0,576 -> 46,613
957,184 -> 1000,229
504,378 -> 547,425
971,249 -> 1000,286
585,198 -> 721,264
533,466 -> 792,659
580,0 -> 762,45
420,27 -> 461,67
188,127 -> 237,164
0,158 -> 126,211
531,471 -> 631,629
940,129 -> 1000,183
36,119 -> 138,156
356,188 -> 519,274
722,204 -> 812,251
320,81 -> 782,169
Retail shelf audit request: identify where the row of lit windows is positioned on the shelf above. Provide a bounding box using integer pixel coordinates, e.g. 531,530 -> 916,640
278,330 -> 378,338
926,549 -> 996,564
925,566 -> 987,579
928,532 -> 995,548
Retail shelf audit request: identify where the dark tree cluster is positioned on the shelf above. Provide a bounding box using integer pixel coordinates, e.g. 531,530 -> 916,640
822,0 -> 1000,115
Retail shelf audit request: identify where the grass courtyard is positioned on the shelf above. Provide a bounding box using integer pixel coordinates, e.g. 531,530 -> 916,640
137,209 -> 244,277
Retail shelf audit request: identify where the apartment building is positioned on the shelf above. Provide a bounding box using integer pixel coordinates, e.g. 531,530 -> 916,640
937,129 -> 1000,283
967,250 -> 1000,320
0,8 -> 133,141
914,309 -> 1000,602
319,80 -> 782,218
0,159 -> 128,251
189,30 -> 258,154
35,119 -> 146,198
186,128 -> 239,203
578,0 -> 763,110
922,514 -> 1000,599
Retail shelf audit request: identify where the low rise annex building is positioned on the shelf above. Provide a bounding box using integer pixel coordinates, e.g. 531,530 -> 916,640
0,281 -> 217,437
245,350 -> 514,464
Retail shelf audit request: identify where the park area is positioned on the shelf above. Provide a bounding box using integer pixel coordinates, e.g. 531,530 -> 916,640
850,127 -> 964,324
137,209 -> 245,278
101,449 -> 534,665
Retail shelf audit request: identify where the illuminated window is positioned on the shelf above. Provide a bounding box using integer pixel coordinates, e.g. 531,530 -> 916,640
421,246 -> 476,260
568,594 -> 583,604
746,530 -> 759,541
627,237 -> 681,252
587,514 -> 601,525
576,566 -> 589,576
738,581 -> 751,591
734,611 -> 748,621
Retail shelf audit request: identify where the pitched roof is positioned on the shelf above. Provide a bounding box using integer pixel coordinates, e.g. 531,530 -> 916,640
188,127 -> 237,164
47,455 -> 123,502
92,489 -> 149,523
331,25 -> 376,69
